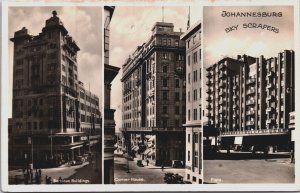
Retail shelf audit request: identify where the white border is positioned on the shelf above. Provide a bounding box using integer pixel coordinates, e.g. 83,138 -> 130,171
1,0 -> 300,192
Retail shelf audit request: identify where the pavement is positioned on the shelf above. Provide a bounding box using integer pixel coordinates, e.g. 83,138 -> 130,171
9,154 -> 102,184
114,157 -> 185,184
204,151 -> 295,184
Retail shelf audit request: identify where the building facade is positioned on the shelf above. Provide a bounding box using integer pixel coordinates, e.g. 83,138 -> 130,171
104,6 -> 120,184
121,22 -> 186,166
9,11 -> 101,168
181,21 -> 203,184
205,50 -> 295,151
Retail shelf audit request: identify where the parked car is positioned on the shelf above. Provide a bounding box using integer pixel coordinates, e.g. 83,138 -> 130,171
172,160 -> 184,168
137,160 -> 144,167
164,172 -> 184,184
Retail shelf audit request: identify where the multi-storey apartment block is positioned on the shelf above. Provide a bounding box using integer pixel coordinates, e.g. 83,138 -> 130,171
9,11 -> 101,168
181,21 -> 202,184
205,50 -> 295,151
121,22 -> 186,166
104,6 -> 120,184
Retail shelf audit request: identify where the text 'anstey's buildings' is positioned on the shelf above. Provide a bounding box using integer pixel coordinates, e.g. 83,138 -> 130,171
9,11 -> 101,168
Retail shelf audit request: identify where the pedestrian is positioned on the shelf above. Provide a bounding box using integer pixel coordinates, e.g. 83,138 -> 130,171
30,170 -> 33,184
146,159 -> 149,166
38,168 -> 42,177
45,175 -> 48,184
58,176 -> 63,184
161,162 -> 164,171
35,172 -> 39,184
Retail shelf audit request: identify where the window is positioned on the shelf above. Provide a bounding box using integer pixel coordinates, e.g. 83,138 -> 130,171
194,151 -> 198,168
188,92 -> 190,102
40,122 -> 43,130
187,40 -> 190,48
163,106 -> 168,114
199,108 -> 202,119
187,174 -> 190,179
194,133 -> 198,143
194,89 -> 197,101
194,70 -> 197,82
163,65 -> 168,73
178,54 -> 184,61
199,88 -> 202,99
199,49 -> 202,60
188,73 -> 190,84
188,56 -> 191,66
188,134 -> 190,143
188,150 -> 190,161
193,35 -> 196,44
175,40 -> 179,47
188,109 -> 190,121
163,39 -> 167,46
194,108 -> 197,120
167,39 -> 171,46
175,106 -> 180,114
175,92 -> 180,101
162,53 -> 168,60
175,79 -> 180,88
163,92 -> 168,100
162,79 -> 168,87
193,51 -> 198,64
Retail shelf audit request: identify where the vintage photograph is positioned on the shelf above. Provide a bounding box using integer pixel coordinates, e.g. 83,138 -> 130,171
103,5 -> 203,184
202,6 -> 295,184
7,6 -> 102,184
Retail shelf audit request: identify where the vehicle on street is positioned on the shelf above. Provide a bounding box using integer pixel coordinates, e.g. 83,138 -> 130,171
137,160 -> 144,167
172,160 -> 184,168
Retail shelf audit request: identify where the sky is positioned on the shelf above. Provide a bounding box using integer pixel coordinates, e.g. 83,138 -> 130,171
109,5 -> 202,132
203,6 -> 294,66
8,6 -> 102,117
203,6 -> 294,119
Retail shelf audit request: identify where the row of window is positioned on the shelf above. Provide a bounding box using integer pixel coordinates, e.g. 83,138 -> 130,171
187,69 -> 202,84
187,108 -> 202,121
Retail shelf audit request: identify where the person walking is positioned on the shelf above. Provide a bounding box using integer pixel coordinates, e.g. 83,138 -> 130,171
146,159 -> 149,166
161,162 -> 164,171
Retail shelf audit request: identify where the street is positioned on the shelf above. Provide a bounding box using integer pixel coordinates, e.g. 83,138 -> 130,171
9,153 -> 102,184
114,156 -> 185,184
204,151 -> 294,184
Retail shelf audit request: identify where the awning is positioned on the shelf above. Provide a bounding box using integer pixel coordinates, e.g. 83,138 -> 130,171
148,150 -> 155,157
131,146 -> 139,151
148,136 -> 156,142
143,149 -> 151,155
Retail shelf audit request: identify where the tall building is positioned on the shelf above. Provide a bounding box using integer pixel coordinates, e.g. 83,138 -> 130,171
104,6 -> 120,184
205,50 -> 295,151
181,21 -> 203,184
9,11 -> 101,168
121,22 -> 186,166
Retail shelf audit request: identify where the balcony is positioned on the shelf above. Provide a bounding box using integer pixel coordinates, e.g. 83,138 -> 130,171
206,104 -> 212,110
246,78 -> 255,85
219,90 -> 226,96
246,88 -> 255,95
233,104 -> 239,109
218,109 -> 225,114
267,71 -> 275,77
266,107 -> 275,112
233,85 -> 239,90
206,71 -> 212,78
206,96 -> 212,101
266,95 -> 275,101
206,80 -> 212,86
246,99 -> 255,106
246,110 -> 255,116
218,99 -> 225,105
266,119 -> 274,124
206,88 -> 212,94
219,81 -> 226,88
219,63 -> 226,70
219,72 -> 226,79
246,120 -> 254,126
266,83 -> 274,89
206,112 -> 212,117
